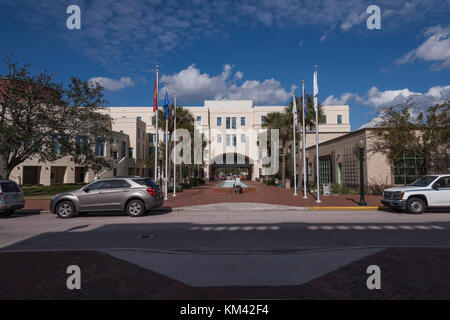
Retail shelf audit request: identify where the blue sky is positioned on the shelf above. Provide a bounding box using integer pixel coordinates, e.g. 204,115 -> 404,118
0,0 -> 449,129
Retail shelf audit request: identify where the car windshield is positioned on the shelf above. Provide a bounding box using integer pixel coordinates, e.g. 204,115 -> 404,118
408,176 -> 438,187
132,178 -> 159,188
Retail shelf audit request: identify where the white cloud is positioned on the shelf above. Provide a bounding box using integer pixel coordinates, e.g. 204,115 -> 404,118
397,25 -> 450,70
88,76 -> 135,91
160,64 -> 290,104
323,93 -> 358,105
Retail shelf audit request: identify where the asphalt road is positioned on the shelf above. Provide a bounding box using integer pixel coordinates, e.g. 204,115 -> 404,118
2,206 -> 449,253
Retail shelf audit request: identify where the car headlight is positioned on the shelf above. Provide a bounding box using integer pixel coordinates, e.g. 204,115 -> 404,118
393,191 -> 404,200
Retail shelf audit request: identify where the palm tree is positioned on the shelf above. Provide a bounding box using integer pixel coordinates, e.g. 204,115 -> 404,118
262,111 -> 291,187
287,94 -> 324,191
156,105 -> 195,186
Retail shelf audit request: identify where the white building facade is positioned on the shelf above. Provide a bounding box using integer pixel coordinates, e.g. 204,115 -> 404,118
10,100 -> 350,185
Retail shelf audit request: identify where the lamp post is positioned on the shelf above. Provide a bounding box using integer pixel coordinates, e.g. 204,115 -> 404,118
357,138 -> 367,206
305,153 -> 310,193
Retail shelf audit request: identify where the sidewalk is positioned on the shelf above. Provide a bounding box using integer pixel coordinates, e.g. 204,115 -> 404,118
1,248 -> 449,299
20,181 -> 383,212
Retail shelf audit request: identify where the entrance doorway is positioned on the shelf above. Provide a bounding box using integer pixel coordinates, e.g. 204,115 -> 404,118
23,166 -> 41,185
210,153 -> 253,181
51,166 -> 66,185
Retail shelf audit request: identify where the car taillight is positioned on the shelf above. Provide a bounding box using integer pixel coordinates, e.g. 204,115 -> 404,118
146,187 -> 157,196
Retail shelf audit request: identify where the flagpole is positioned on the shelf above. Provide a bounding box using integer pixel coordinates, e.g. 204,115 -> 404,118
173,92 -> 177,197
292,92 -> 298,196
314,65 -> 321,203
154,65 -> 159,182
164,82 -> 169,201
302,80 -> 307,199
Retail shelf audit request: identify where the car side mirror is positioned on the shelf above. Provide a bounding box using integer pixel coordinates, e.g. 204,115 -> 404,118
83,187 -> 90,193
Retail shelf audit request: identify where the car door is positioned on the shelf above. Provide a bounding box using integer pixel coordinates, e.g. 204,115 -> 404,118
429,176 -> 450,206
0,181 -> 23,207
99,180 -> 131,210
77,180 -> 109,211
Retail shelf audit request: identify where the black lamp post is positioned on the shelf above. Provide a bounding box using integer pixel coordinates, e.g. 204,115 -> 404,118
357,138 -> 367,206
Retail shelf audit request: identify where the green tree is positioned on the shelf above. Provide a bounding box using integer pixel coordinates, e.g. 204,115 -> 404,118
286,94 -> 324,189
0,55 -> 112,180
419,101 -> 450,173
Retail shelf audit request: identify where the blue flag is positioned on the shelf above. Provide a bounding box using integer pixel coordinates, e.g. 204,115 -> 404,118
163,86 -> 169,118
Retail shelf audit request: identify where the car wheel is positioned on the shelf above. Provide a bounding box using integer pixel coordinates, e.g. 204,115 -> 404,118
0,209 -> 14,217
56,201 -> 76,218
126,199 -> 145,217
406,197 -> 426,214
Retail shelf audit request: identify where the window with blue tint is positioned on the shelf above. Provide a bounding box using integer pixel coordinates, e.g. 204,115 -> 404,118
217,134 -> 222,143
226,117 -> 231,129
121,141 -> 126,157
232,117 -> 236,129
337,114 -> 342,124
137,116 -> 142,120
241,117 -> 245,126
261,116 -> 265,124
95,138 -> 105,156
241,134 -> 245,143
217,117 -> 222,126
226,134 -> 231,146
197,116 -> 201,125
322,115 -> 327,124
232,134 -> 237,146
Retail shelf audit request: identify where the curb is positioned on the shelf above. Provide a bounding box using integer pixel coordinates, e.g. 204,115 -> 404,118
309,206 -> 385,211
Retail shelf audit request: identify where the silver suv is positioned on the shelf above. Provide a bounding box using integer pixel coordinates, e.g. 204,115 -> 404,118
50,177 -> 164,218
0,180 -> 25,217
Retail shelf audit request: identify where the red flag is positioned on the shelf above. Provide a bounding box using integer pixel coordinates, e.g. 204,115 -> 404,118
153,73 -> 158,112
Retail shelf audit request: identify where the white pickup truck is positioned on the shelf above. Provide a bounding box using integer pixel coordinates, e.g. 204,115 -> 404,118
381,174 -> 450,214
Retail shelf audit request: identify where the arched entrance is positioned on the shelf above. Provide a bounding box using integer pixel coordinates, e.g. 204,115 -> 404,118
210,153 -> 254,181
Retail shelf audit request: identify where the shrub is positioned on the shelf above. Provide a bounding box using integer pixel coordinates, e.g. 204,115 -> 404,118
264,179 -> 275,186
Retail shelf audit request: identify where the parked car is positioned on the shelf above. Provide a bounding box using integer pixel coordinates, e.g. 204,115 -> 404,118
50,176 -> 164,218
381,174 -> 450,214
0,180 -> 25,217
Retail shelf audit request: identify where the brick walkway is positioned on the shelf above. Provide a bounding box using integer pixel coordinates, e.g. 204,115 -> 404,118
21,181 -> 382,211
1,248 -> 448,299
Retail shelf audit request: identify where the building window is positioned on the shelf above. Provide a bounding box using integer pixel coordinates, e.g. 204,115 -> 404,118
137,143 -> 140,159
241,134 -> 245,143
337,114 -> 342,124
322,115 -> 327,124
197,116 -> 201,125
217,117 -> 222,126
232,134 -> 237,146
95,139 -> 105,156
232,117 -> 236,129
226,117 -> 231,129
241,117 -> 245,126
226,134 -> 231,146
137,129 -> 140,139
217,134 -> 222,143
137,116 -> 142,120
261,116 -> 265,124
319,156 -> 332,184
394,153 -> 428,185
128,147 -> 133,157
121,141 -> 126,157
152,116 -> 156,125
113,168 -> 117,177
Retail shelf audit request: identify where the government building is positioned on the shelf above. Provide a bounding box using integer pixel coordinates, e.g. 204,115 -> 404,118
10,100 -> 351,186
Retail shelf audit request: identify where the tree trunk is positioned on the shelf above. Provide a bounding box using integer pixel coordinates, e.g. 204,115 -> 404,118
0,155 -> 11,180
281,149 -> 286,187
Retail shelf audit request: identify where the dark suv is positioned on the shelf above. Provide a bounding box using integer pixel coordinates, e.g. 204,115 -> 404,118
50,177 -> 163,218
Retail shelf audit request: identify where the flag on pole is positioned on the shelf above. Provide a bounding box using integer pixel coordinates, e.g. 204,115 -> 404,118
313,68 -> 318,112
163,85 -> 169,118
153,73 -> 158,112
292,94 -> 298,125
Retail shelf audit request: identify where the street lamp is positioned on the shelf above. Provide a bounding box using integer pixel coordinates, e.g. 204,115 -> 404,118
357,138 -> 367,206
305,153 -> 310,193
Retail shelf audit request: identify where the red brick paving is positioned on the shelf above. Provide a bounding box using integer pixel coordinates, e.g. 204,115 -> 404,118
21,181 -> 382,211
1,248 -> 448,299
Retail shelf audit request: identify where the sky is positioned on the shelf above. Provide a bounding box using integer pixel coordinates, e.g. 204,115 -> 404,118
0,0 -> 449,129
